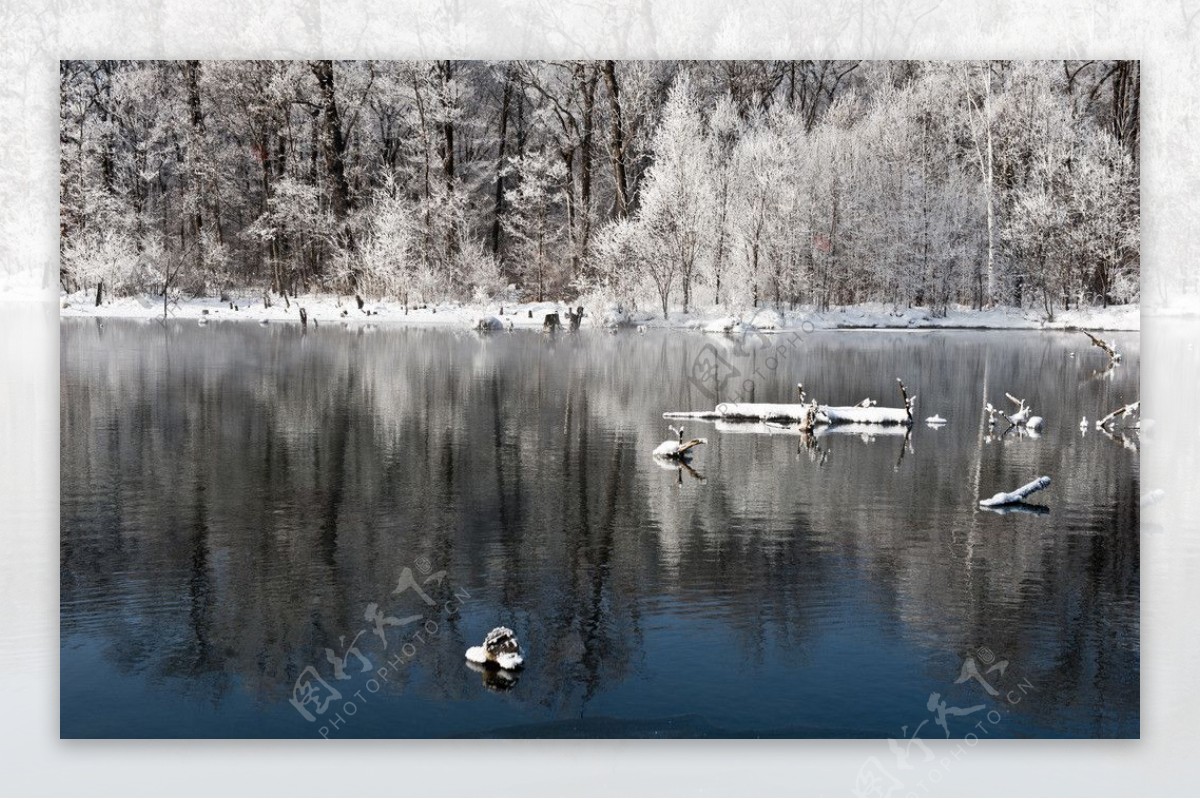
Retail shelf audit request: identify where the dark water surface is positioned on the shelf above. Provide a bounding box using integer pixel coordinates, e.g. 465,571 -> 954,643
60,319 -> 1139,738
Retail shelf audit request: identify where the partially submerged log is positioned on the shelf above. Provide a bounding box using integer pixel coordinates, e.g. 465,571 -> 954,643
1084,330 -> 1122,363
665,379 -> 914,429
821,405 -> 911,425
653,425 -> 707,459
980,476 -> 1051,507
1096,400 -> 1140,429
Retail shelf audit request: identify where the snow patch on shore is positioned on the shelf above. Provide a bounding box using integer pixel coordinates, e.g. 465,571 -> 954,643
59,291 -> 1140,332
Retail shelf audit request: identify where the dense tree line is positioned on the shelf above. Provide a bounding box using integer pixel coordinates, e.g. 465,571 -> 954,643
60,60 -> 1139,316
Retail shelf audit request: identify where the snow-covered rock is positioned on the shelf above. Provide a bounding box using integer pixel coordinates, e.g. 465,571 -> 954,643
473,315 -> 504,331
465,626 -> 525,670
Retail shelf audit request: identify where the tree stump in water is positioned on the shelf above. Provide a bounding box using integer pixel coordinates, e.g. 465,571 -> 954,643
567,306 -> 584,331
543,313 -> 561,332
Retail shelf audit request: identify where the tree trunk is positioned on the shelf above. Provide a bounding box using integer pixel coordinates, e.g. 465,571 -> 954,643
982,63 -> 996,307
437,60 -> 458,258
577,64 -> 599,276
310,60 -> 355,273
1111,60 -> 1140,164
601,60 -> 629,217
185,60 -> 205,276
491,69 -> 513,258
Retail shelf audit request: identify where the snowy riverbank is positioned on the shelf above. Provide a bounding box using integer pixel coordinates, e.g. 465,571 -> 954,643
58,291 -> 1140,332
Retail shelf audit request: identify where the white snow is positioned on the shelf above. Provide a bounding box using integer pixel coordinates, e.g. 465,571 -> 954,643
668,401 -> 913,425
59,291 -> 1141,332
653,438 -> 706,457
698,315 -> 750,335
495,652 -> 524,670
818,405 -> 911,425
473,315 -> 504,331
747,309 -> 785,330
925,414 -> 947,424
464,645 -> 487,664
980,476 -> 1052,507
653,439 -> 682,456
710,402 -> 810,421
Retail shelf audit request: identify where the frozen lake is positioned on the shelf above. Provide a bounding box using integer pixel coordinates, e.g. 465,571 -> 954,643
60,319 -> 1139,738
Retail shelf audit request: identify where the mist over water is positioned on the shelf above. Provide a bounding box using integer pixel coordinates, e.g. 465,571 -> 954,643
60,320 -> 1139,738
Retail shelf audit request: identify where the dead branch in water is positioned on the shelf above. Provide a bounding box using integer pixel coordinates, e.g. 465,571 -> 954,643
985,392 -> 1042,433
1084,330 -> 1122,363
1097,400 -> 1140,429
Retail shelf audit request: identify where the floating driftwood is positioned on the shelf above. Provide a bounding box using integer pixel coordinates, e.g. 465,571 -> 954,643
653,425 -> 707,459
979,476 -> 1051,507
666,379 -> 915,430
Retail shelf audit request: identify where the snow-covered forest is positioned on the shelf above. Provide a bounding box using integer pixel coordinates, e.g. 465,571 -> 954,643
59,60 -> 1139,318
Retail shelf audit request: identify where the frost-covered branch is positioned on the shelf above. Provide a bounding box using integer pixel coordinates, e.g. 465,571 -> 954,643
985,392 -> 1042,431
1096,400 -> 1140,429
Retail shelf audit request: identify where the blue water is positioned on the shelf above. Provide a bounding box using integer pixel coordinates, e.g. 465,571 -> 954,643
60,320 -> 1139,738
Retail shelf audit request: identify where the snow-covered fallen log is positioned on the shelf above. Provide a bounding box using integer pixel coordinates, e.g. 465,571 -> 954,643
664,378 -> 914,428
979,476 -> 1051,507
820,405 -> 910,425
823,379 -> 914,425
